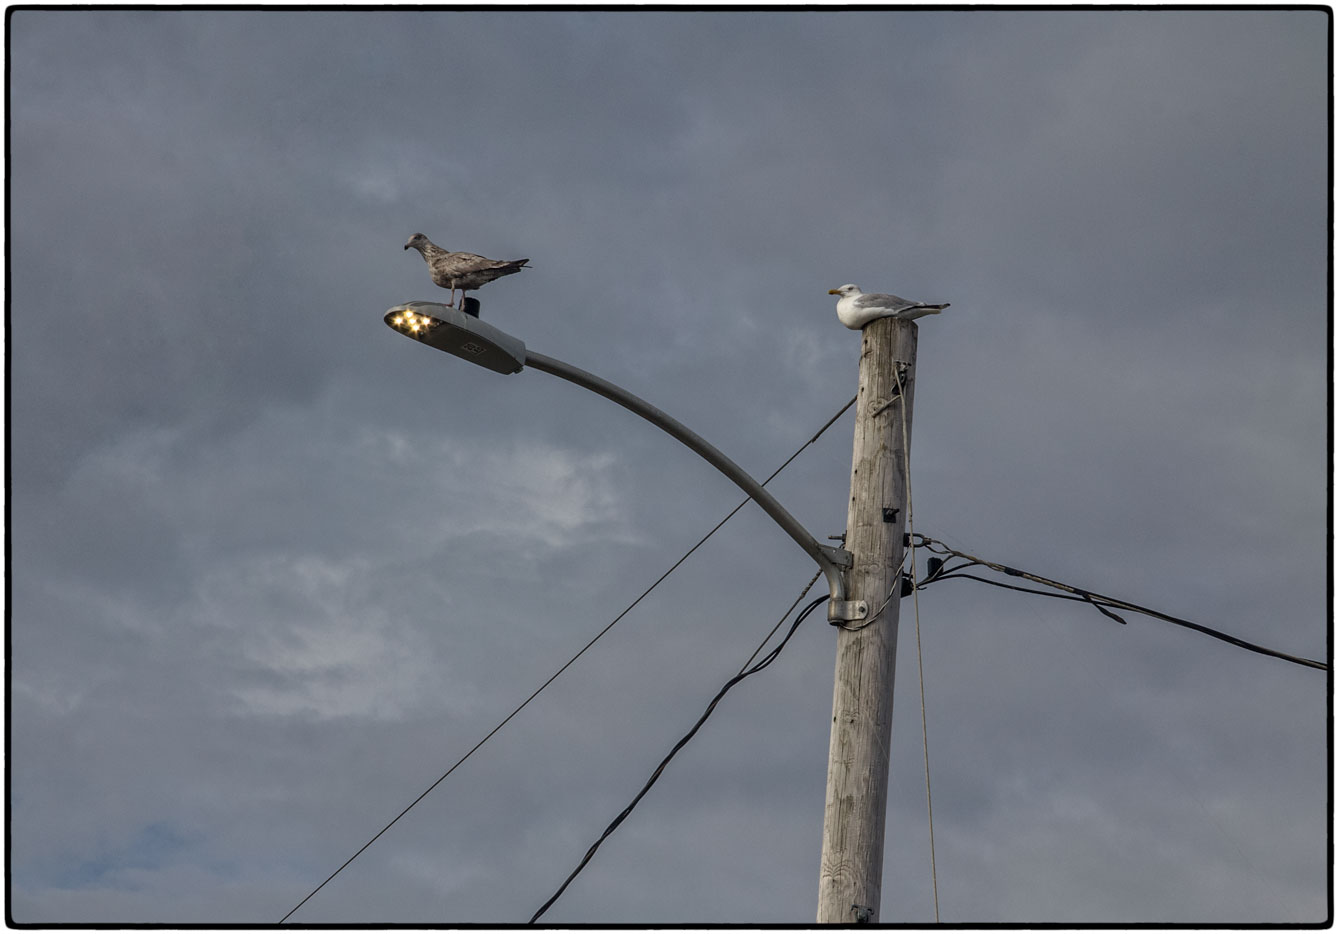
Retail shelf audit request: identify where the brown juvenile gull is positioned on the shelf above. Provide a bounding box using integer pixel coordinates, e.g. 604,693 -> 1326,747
404,233 -> 529,308
828,283 -> 950,330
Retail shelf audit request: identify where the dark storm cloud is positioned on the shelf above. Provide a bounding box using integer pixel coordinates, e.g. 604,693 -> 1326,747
8,7 -> 1327,926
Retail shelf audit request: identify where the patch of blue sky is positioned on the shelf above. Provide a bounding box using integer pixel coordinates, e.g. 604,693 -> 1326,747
50,821 -> 199,890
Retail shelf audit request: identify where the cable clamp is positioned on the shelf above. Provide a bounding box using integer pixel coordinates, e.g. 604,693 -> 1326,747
828,600 -> 869,624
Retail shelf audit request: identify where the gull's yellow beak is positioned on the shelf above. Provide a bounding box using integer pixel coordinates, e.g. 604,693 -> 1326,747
828,288 -> 842,295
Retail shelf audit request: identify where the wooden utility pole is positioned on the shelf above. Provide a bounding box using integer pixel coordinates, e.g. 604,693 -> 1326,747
817,315 -> 918,924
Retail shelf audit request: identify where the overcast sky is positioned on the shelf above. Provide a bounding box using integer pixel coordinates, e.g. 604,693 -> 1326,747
7,7 -> 1330,927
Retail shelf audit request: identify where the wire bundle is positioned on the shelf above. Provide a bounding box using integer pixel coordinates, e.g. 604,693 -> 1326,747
912,535 -> 1326,672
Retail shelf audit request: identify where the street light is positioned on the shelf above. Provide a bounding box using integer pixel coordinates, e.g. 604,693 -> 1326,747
385,301 -> 525,374
383,301 -> 865,624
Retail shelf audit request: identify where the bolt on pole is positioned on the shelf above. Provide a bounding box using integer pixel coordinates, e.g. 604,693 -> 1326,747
817,314 -> 918,924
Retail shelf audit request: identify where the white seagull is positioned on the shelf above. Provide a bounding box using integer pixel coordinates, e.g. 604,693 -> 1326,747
828,284 -> 949,330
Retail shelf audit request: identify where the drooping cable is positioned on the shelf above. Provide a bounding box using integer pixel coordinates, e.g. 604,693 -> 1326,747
915,537 -> 1327,672
530,581 -> 831,924
278,395 -> 856,923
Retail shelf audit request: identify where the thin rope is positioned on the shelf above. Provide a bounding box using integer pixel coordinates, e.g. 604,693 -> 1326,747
893,363 -> 940,923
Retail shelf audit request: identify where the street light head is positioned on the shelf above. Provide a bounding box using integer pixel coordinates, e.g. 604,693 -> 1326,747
384,301 -> 526,375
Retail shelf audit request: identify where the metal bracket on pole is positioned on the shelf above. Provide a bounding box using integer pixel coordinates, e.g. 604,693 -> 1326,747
818,544 -> 854,568
829,600 -> 870,623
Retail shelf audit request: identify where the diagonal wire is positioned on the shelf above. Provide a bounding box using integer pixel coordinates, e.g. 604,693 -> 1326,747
278,395 -> 856,923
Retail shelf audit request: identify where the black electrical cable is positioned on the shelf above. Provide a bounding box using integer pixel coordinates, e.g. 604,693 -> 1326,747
529,592 -> 831,924
915,537 -> 1326,672
923,572 -> 1128,620
278,396 -> 856,924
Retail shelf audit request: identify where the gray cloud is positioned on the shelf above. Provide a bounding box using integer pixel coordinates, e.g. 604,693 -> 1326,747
8,8 -> 1327,926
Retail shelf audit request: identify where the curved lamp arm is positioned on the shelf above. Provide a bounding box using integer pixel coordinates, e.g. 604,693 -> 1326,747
384,302 -> 864,623
524,351 -> 858,620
